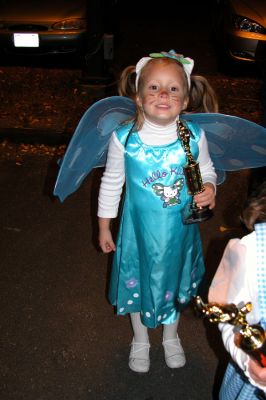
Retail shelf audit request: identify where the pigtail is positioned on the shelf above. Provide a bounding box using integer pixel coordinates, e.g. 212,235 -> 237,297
118,65 -> 143,129
118,66 -> 137,100
188,75 -> 219,113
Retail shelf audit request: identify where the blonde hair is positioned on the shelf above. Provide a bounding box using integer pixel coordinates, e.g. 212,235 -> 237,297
241,181 -> 266,231
118,57 -> 219,130
188,75 -> 218,113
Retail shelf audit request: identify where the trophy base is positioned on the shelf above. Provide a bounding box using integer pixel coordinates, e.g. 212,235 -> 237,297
182,205 -> 213,225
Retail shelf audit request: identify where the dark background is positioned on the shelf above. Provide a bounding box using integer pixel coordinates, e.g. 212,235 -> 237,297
0,1 -> 264,399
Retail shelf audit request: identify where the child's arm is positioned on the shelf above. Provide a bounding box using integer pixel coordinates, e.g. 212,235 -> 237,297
208,239 -> 249,371
97,133 -> 125,254
98,217 -> 116,253
208,236 -> 265,390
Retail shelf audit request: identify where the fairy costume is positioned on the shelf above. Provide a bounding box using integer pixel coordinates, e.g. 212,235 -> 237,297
104,119 -> 210,329
53,50 -> 266,333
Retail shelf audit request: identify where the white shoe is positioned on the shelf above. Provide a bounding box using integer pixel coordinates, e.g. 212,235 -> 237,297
128,338 -> 150,373
162,336 -> 186,368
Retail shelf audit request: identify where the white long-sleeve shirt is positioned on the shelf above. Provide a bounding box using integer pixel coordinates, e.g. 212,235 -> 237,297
98,118 -> 217,218
209,231 -> 266,392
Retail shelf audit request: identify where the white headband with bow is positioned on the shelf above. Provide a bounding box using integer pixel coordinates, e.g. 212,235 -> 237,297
135,50 -> 194,90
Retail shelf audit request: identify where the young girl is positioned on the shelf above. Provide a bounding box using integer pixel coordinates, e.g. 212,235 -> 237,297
209,182 -> 266,399
98,50 -> 218,373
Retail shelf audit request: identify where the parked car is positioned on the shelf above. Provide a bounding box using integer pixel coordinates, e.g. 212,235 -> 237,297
213,0 -> 266,64
0,0 -> 120,77
0,0 -> 107,56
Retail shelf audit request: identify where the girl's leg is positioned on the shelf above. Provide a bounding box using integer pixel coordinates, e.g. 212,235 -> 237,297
129,312 -> 150,373
163,318 -> 179,341
130,312 -> 149,342
162,318 -> 186,368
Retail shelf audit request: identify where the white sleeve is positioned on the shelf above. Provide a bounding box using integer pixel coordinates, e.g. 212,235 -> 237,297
208,239 -> 249,370
208,235 -> 264,390
198,131 -> 217,189
97,132 -> 125,218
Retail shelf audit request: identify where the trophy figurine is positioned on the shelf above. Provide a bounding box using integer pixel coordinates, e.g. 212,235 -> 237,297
194,296 -> 266,367
178,120 -> 213,225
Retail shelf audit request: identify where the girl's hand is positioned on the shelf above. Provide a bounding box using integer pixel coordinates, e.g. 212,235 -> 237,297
248,358 -> 266,386
98,217 -> 116,253
99,228 -> 116,253
194,183 -> 216,210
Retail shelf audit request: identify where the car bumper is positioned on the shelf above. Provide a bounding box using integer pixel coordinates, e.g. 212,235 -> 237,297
0,30 -> 88,55
226,29 -> 266,62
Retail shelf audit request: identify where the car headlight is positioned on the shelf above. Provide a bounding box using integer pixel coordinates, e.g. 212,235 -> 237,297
52,19 -> 87,30
233,15 -> 265,34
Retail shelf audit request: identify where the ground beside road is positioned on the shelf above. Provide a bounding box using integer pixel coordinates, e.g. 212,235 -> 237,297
0,65 -> 262,133
0,65 -> 263,162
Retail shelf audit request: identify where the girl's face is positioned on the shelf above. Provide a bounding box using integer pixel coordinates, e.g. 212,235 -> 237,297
136,61 -> 189,126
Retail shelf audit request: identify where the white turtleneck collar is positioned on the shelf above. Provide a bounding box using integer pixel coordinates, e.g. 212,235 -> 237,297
138,117 -> 179,145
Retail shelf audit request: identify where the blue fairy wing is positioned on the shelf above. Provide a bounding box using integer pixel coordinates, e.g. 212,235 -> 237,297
53,96 -> 136,202
182,113 -> 266,184
55,105 -> 265,201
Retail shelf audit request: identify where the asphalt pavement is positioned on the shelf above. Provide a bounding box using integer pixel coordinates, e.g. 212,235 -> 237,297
1,153 -> 251,400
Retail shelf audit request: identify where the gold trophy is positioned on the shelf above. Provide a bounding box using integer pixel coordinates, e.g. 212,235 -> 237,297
177,120 -> 213,225
194,296 -> 266,367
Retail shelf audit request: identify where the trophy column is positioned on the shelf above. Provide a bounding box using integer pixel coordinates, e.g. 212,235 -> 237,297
178,120 -> 213,225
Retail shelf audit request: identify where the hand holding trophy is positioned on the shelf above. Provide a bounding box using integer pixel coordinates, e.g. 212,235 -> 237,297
194,296 -> 266,367
177,120 -> 213,225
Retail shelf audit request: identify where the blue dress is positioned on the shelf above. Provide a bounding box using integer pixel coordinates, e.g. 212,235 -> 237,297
108,121 -> 205,328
